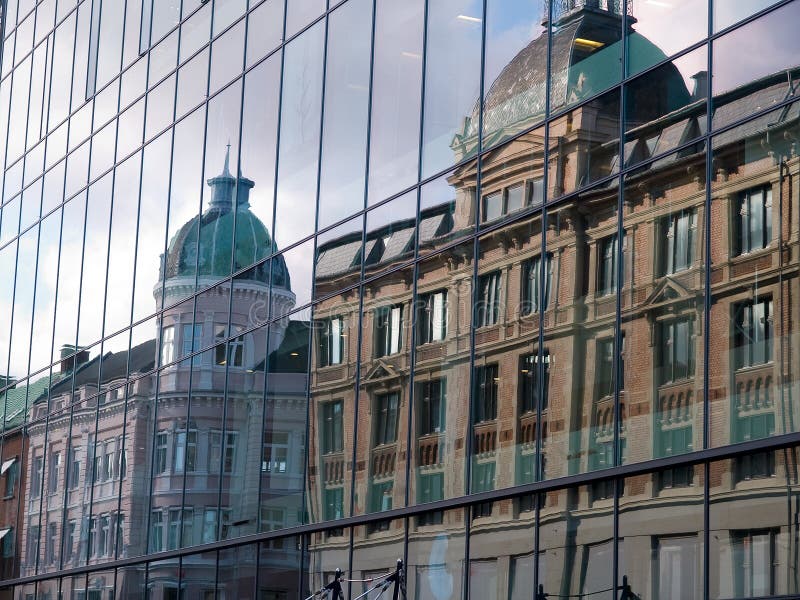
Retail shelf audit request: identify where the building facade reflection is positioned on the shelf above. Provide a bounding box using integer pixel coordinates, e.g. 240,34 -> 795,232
0,0 -> 798,598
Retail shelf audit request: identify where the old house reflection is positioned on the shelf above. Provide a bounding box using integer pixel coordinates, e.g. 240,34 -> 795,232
303,0 -> 800,597
0,0 -> 799,597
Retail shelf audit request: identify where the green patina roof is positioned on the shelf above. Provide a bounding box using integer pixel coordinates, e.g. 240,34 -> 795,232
0,372 -> 65,431
161,154 -> 291,290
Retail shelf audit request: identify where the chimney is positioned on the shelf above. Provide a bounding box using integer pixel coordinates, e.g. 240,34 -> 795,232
691,71 -> 708,101
60,345 -> 89,373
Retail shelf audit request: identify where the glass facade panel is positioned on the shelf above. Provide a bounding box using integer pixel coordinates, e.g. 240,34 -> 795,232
621,147 -> 706,467
408,508 -> 465,600
317,0 -> 371,231
543,187 -> 619,480
619,468 -> 704,599
709,449 -> 800,598
2,1 -> 800,596
539,483 -> 614,600
367,0 -> 424,206
708,101 -> 798,447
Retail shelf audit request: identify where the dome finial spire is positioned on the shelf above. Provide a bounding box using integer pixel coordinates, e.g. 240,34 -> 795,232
223,140 -> 232,177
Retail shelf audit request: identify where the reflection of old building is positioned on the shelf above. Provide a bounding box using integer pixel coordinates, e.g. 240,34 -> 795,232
306,2 -> 800,598
15,158 -> 305,598
3,0 -> 800,597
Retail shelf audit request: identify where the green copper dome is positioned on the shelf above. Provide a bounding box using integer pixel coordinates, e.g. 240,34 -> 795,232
161,151 -> 291,290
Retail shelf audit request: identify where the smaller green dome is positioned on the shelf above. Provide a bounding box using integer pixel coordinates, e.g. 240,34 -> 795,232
161,153 -> 291,291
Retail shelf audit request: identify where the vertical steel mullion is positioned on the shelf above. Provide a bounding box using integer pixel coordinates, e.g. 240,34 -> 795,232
212,0 -> 248,559
290,0 -> 329,580
266,0 -> 291,588
109,0 -> 138,566
337,0 -> 375,591
345,0 -> 376,524
0,0 -> 24,563
140,0 -> 179,560
462,0 -> 490,592
534,0 -> 555,595
403,0 -> 429,515
612,1 -> 629,596
703,4 -> 713,599
48,0 -> 79,573
176,0 -> 209,582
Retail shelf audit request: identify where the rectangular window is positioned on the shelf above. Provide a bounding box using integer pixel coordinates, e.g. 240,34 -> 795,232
417,291 -> 447,345
522,254 -> 552,315
63,520 -> 76,561
93,443 -> 103,484
417,473 -> 444,525
117,439 -> 127,480
520,352 -> 550,414
174,429 -> 197,473
324,487 -> 344,521
262,432 -> 290,474
374,393 -> 400,446
472,462 -> 495,518
223,432 -> 238,474
658,318 -> 694,385
735,186 -> 772,255
115,514 -> 124,556
31,453 -> 43,498
418,379 -> 445,435
483,191 -> 503,222
732,530 -> 775,597
474,364 -> 498,423
656,537 -> 698,600
375,305 -> 403,357
103,441 -> 114,480
3,460 -> 16,497
215,326 -> 246,367
89,517 -> 98,557
659,426 -> 694,489
660,209 -> 696,275
155,432 -> 168,474
417,472 -> 444,506
48,450 -> 61,494
26,523 -> 39,566
160,326 -> 175,366
181,323 -> 202,360
589,441 -> 615,501
322,401 -> 344,454
734,298 -> 773,369
167,508 -> 193,550
202,509 -> 218,544
208,432 -> 221,473
150,511 -> 164,552
598,235 -> 619,296
318,317 -> 345,367
369,481 -> 393,514
506,184 -> 525,213
68,448 -> 80,490
476,271 -> 502,327
98,515 -> 110,557
734,413 -> 776,482
46,523 -> 57,564
596,338 -> 615,399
